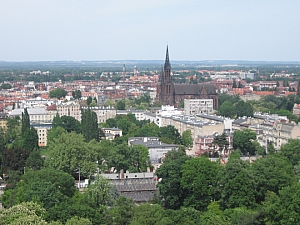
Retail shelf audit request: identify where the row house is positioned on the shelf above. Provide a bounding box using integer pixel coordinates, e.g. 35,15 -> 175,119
83,106 -> 116,123
258,121 -> 300,151
56,101 -> 81,121
159,115 -> 225,155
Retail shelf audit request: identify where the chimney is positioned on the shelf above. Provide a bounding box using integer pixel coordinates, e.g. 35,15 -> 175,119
120,169 -> 124,179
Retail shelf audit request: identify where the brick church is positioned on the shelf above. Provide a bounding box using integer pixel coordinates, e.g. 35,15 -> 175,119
157,46 -> 218,109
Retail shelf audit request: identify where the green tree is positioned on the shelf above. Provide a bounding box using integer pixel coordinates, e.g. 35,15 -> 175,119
22,126 -> 39,151
250,155 -> 297,204
21,108 -> 30,134
106,144 -> 149,173
86,96 -> 92,106
181,130 -> 193,149
83,175 -> 113,208
0,202 -> 48,225
116,99 -> 126,110
156,149 -> 189,209
218,101 -> 236,118
134,122 -> 159,137
211,133 -> 229,155
127,145 -> 150,172
218,94 -> 240,106
159,125 -> 182,145
219,159 -> 256,209
53,114 -> 81,134
279,139 -> 300,166
81,108 -> 99,142
2,148 -> 30,174
46,132 -> 98,176
181,157 -> 221,211
223,207 -> 262,225
235,100 -> 254,117
263,183 -> 300,224
233,129 -> 257,155
14,168 -> 76,209
110,196 -> 134,225
72,90 -> 82,100
232,79 -> 237,88
0,83 -> 12,89
49,88 -> 68,99
65,216 -> 92,225
238,81 -> 243,88
131,203 -> 165,225
47,126 -> 66,143
25,149 -> 44,170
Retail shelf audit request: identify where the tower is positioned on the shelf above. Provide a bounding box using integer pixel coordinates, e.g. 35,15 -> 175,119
157,46 -> 174,105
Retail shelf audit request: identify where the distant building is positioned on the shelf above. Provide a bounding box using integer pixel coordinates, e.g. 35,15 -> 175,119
293,104 -> 300,116
101,171 -> 158,203
10,108 -> 54,123
157,46 -> 218,109
128,137 -> 178,165
184,99 -> 214,115
102,128 -> 122,140
31,123 -> 52,147
56,102 -> 81,121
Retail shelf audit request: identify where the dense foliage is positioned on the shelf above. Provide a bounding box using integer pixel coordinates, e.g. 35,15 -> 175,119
2,109 -> 300,224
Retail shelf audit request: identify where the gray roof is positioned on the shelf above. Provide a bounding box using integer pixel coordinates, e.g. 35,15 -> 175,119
0,113 -> 8,119
233,118 -> 247,125
174,84 -> 217,95
130,139 -> 178,149
10,108 -> 47,116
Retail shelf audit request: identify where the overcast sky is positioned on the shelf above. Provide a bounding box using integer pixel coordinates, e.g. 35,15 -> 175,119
1,0 -> 300,61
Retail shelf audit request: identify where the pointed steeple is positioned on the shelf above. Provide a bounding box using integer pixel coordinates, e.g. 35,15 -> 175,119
164,45 -> 170,67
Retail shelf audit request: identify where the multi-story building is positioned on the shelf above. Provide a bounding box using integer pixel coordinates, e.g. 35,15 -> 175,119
116,109 -> 146,121
102,128 -> 122,140
31,123 -> 52,147
184,99 -> 214,115
10,108 -> 55,123
56,102 -> 81,121
85,106 -> 116,123
195,134 -> 233,156
293,104 -> 300,116
258,121 -> 300,151
128,137 -> 178,166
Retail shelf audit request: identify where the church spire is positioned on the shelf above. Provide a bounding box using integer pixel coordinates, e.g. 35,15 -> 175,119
164,45 -> 170,67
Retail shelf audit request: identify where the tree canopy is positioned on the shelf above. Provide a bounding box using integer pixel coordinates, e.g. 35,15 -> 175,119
49,88 -> 68,99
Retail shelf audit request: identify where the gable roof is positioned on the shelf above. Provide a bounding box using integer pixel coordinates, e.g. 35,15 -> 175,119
174,84 -> 216,95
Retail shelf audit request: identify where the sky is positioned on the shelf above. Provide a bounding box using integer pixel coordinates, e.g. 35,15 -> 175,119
1,0 -> 300,62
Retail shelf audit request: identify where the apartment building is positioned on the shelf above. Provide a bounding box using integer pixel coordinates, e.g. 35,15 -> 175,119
10,108 -> 54,123
56,102 -> 81,121
184,99 -> 214,115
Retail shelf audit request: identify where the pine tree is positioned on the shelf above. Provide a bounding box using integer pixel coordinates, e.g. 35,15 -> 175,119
297,81 -> 300,97
232,79 -> 237,88
21,108 -> 30,134
238,81 -> 243,88
81,108 -> 99,142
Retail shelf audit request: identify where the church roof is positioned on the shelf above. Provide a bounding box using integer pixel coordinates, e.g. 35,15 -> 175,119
174,84 -> 217,95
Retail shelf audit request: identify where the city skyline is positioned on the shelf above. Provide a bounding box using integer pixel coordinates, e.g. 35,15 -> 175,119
1,0 -> 300,62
